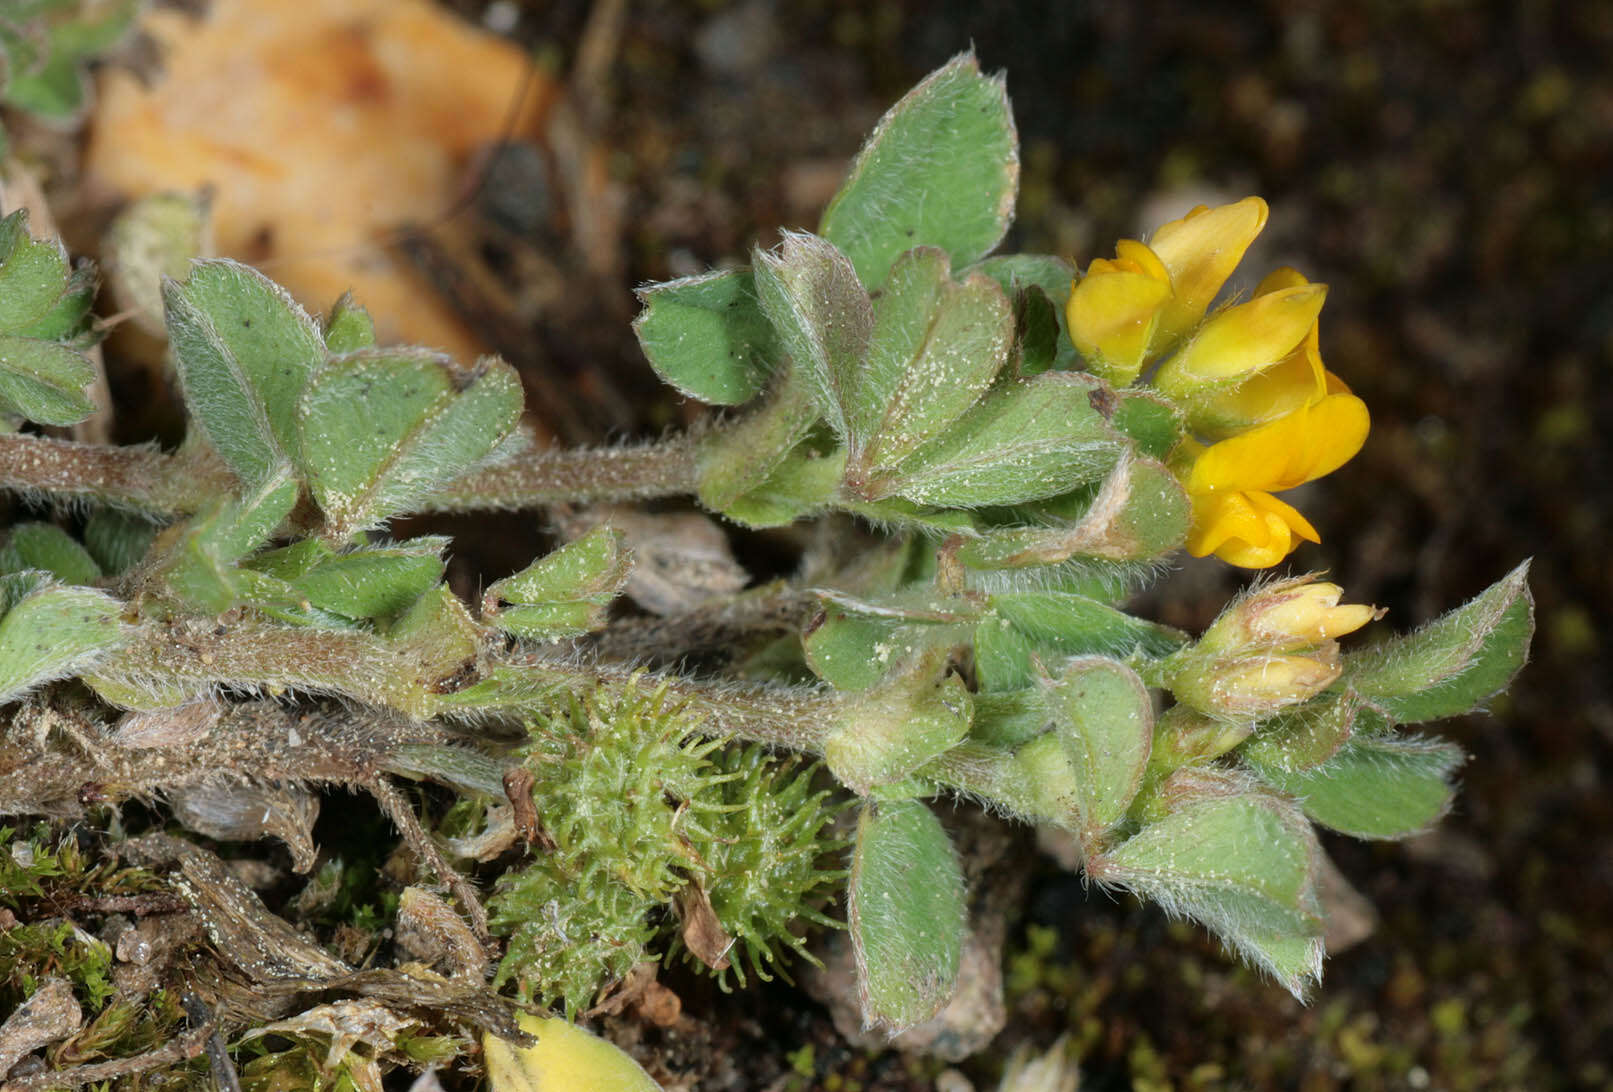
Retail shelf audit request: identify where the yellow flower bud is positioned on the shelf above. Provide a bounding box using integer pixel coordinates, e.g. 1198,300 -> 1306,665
1204,645 -> 1343,717
1200,576 -> 1381,654
1153,282 -> 1328,397
1248,581 -> 1381,650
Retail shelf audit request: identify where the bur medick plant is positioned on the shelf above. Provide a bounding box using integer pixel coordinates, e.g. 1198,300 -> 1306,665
0,50 -> 1532,1084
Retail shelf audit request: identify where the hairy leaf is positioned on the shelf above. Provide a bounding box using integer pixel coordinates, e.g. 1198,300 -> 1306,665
633,268 -> 781,405
0,572 -> 123,704
1092,783 -> 1324,998
298,349 -> 523,536
164,260 -> 325,487
1345,562 -> 1533,722
752,230 -> 871,438
843,248 -> 1012,494
819,51 -> 1018,287
848,799 -> 967,1031
883,372 -> 1123,508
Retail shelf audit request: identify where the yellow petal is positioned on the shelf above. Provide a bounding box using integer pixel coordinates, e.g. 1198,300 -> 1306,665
1255,265 -> 1310,296
1148,196 -> 1269,345
1186,491 -> 1274,558
1067,266 -> 1173,385
1251,581 -> 1379,647
1190,341 -> 1325,437
485,1011 -> 662,1092
1113,238 -> 1170,283
1189,490 -> 1318,568
1187,393 -> 1369,494
1155,283 -> 1327,393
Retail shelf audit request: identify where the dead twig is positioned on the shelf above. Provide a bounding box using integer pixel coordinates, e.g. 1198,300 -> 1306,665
366,776 -> 494,949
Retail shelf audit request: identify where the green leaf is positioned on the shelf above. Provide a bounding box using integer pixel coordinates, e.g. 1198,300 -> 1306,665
1344,562 -> 1533,722
322,292 -> 376,353
1091,783 -> 1324,998
0,209 -> 70,331
1008,284 -> 1060,376
164,260 -> 325,487
282,539 -> 447,623
802,590 -> 978,692
1111,389 -> 1182,460
0,571 -> 123,704
969,254 -> 1077,372
0,333 -> 96,424
2,0 -> 137,122
992,587 -> 1187,661
825,648 -> 972,795
711,440 -> 846,529
1246,731 -> 1465,840
388,584 -> 483,694
848,799 -> 967,1031
0,334 -> 95,424
953,455 -> 1189,568
819,51 -> 1018,288
82,509 -> 156,576
973,613 -> 1041,692
15,262 -> 97,345
842,248 -> 1012,494
1238,692 -> 1360,773
297,349 -> 524,536
0,521 -> 101,584
150,470 -> 300,612
883,372 -> 1123,508
632,268 -> 781,405
485,526 -> 632,641
971,581 -> 1185,692
752,231 -> 872,438
1041,656 -> 1154,833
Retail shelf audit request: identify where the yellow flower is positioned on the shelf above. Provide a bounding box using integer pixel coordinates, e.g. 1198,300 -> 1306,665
1179,392 -> 1370,567
1188,268 -> 1353,437
1066,196 -> 1268,386
1152,278 -> 1326,399
1146,196 -> 1269,346
1066,239 -> 1173,385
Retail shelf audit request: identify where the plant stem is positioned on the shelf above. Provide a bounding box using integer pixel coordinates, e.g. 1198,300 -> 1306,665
0,431 -> 701,518
424,435 -> 700,512
0,433 -> 219,517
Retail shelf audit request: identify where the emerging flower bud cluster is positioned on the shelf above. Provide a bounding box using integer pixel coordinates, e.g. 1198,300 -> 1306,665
1162,576 -> 1381,719
1066,199 -> 1371,567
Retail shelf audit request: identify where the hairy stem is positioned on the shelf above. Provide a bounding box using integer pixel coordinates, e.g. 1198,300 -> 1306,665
0,431 -> 701,518
0,433 -> 220,517
423,435 -> 700,512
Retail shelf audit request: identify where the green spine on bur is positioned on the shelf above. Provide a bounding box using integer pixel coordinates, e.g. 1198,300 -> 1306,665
490,682 -> 848,1013
676,747 -> 849,988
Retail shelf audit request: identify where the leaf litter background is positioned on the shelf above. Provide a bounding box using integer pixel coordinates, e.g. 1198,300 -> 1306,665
12,0 -> 1611,1088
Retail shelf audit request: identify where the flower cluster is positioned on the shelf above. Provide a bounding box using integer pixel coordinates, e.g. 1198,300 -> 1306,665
1067,198 -> 1370,567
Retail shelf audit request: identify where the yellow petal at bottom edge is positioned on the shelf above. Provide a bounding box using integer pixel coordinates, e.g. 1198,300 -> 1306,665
1187,490 -> 1320,568
484,1011 -> 662,1092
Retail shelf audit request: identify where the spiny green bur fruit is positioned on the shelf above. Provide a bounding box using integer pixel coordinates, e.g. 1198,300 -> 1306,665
0,49 -> 1532,1084
491,686 -> 846,1014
